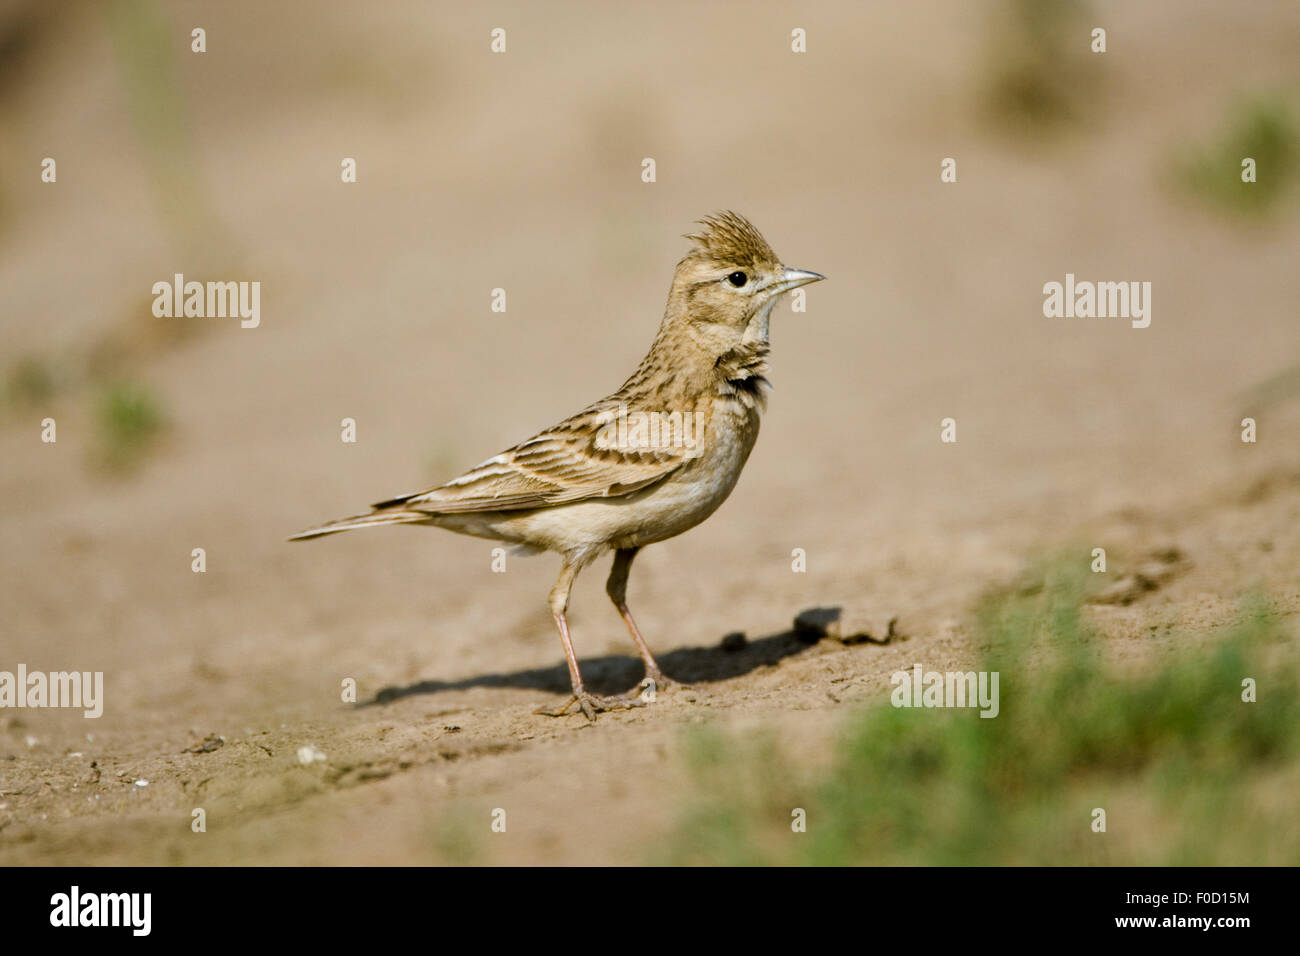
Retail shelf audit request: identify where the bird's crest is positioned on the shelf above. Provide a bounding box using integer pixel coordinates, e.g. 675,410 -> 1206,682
684,211 -> 777,268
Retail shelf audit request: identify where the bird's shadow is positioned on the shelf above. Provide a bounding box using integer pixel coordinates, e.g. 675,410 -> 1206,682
364,629 -> 818,706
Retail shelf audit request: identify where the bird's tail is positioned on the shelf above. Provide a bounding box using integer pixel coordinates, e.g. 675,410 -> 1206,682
287,509 -> 430,541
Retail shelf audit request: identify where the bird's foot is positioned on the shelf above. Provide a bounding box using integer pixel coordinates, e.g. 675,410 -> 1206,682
534,690 -> 646,721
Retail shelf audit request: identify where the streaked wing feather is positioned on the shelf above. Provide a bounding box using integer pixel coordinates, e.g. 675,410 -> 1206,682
371,405 -> 689,514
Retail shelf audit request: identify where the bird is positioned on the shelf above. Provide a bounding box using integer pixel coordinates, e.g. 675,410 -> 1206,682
290,212 -> 824,719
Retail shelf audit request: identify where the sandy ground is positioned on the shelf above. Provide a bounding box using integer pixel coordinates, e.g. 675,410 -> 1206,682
1,0 -> 1298,864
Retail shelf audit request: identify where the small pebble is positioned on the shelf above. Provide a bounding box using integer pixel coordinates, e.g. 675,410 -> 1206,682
297,745 -> 327,766
794,606 -> 897,645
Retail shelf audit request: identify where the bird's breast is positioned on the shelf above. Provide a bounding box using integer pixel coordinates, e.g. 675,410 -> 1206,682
475,395 -> 761,557
607,395 -> 761,548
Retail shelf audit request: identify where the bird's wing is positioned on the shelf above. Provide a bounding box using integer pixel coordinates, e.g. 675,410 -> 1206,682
371,401 -> 695,514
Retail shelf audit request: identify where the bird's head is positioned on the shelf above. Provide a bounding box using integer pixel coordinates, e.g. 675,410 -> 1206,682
666,211 -> 824,355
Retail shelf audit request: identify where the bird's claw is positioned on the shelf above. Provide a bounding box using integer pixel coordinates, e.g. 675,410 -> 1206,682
534,691 -> 647,721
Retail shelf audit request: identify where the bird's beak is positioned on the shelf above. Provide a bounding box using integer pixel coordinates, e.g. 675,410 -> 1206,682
770,268 -> 825,295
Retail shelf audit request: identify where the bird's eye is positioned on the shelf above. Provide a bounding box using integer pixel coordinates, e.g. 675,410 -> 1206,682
726,271 -> 747,287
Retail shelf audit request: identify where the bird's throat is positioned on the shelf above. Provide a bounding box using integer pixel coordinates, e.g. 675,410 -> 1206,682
743,296 -> 778,349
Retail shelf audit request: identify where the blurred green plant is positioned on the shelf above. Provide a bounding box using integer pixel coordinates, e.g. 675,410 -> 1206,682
104,0 -> 211,240
1174,97 -> 1297,218
662,563 -> 1298,865
430,803 -> 484,865
984,0 -> 1100,138
4,300 -> 204,426
5,355 -> 57,408
94,380 -> 166,472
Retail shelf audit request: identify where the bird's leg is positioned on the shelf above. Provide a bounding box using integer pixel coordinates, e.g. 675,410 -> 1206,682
534,555 -> 645,720
606,548 -> 683,696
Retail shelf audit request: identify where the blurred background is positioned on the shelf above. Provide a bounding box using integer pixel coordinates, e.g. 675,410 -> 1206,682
1,0 -> 1297,864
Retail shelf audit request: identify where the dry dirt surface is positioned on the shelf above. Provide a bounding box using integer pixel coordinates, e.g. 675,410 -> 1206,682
1,1 -> 1298,864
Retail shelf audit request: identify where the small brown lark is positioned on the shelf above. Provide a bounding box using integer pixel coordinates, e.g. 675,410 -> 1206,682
291,212 -> 824,719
